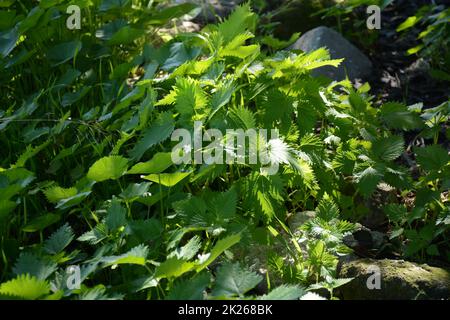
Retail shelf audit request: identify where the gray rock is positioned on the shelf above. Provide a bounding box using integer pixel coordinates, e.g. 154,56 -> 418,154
288,211 -> 316,232
337,257 -> 450,300
290,26 -> 373,81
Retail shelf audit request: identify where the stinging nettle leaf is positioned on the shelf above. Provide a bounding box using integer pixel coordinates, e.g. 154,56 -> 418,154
415,145 -> 449,171
44,223 -> 75,255
166,272 -> 210,300
77,223 -> 108,245
155,257 -> 196,280
259,285 -> 306,300
196,233 -> 241,272
101,244 -> 149,267
13,253 -> 57,281
212,262 -> 262,298
143,171 -> 192,187
380,102 -> 424,130
43,186 -> 77,204
168,236 -> 202,261
0,274 -> 50,300
217,3 -> 256,44
372,136 -> 404,162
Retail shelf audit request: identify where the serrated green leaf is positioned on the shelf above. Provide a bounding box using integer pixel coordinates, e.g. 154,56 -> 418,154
217,3 -> 256,44
415,145 -> 449,171
155,257 -> 196,279
259,285 -> 306,300
209,80 -> 236,120
166,272 -> 210,300
101,244 -> 149,267
372,136 -> 404,161
384,204 -> 407,224
0,275 -> 50,300
228,106 -> 256,130
354,165 -> 384,197
168,236 -> 202,261
316,193 -> 339,220
380,102 -> 424,130
13,253 -> 57,280
143,171 -> 192,187
44,223 -> 74,254
77,223 -> 108,245
55,191 -> 92,210
43,186 -> 77,204
212,262 -> 262,298
196,234 -> 241,272
219,32 -> 259,59
127,218 -> 163,243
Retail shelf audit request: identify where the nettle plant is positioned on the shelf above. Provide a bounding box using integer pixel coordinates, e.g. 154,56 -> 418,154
0,2 -> 448,300
397,4 -> 450,81
384,101 -> 450,261
0,1 -> 352,300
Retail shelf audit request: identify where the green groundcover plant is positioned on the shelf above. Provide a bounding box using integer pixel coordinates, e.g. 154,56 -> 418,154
397,4 -> 450,81
0,1 -> 448,300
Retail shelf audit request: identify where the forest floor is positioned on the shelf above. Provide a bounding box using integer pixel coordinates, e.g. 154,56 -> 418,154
368,0 -> 449,108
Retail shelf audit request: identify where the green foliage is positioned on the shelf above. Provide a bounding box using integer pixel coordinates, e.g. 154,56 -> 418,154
87,156 -> 129,182
0,2 -> 448,301
44,223 -> 75,254
0,275 -> 51,300
13,253 -> 57,280
397,5 -> 450,79
316,0 -> 392,48
212,262 -> 263,298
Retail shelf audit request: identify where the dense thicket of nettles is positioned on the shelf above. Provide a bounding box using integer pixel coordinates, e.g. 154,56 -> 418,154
0,1 -> 448,300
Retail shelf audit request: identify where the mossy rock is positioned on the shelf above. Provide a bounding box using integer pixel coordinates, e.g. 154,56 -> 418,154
337,257 -> 450,300
268,0 -> 337,38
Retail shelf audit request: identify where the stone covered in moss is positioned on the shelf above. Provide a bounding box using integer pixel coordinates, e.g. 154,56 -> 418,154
338,257 -> 450,300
